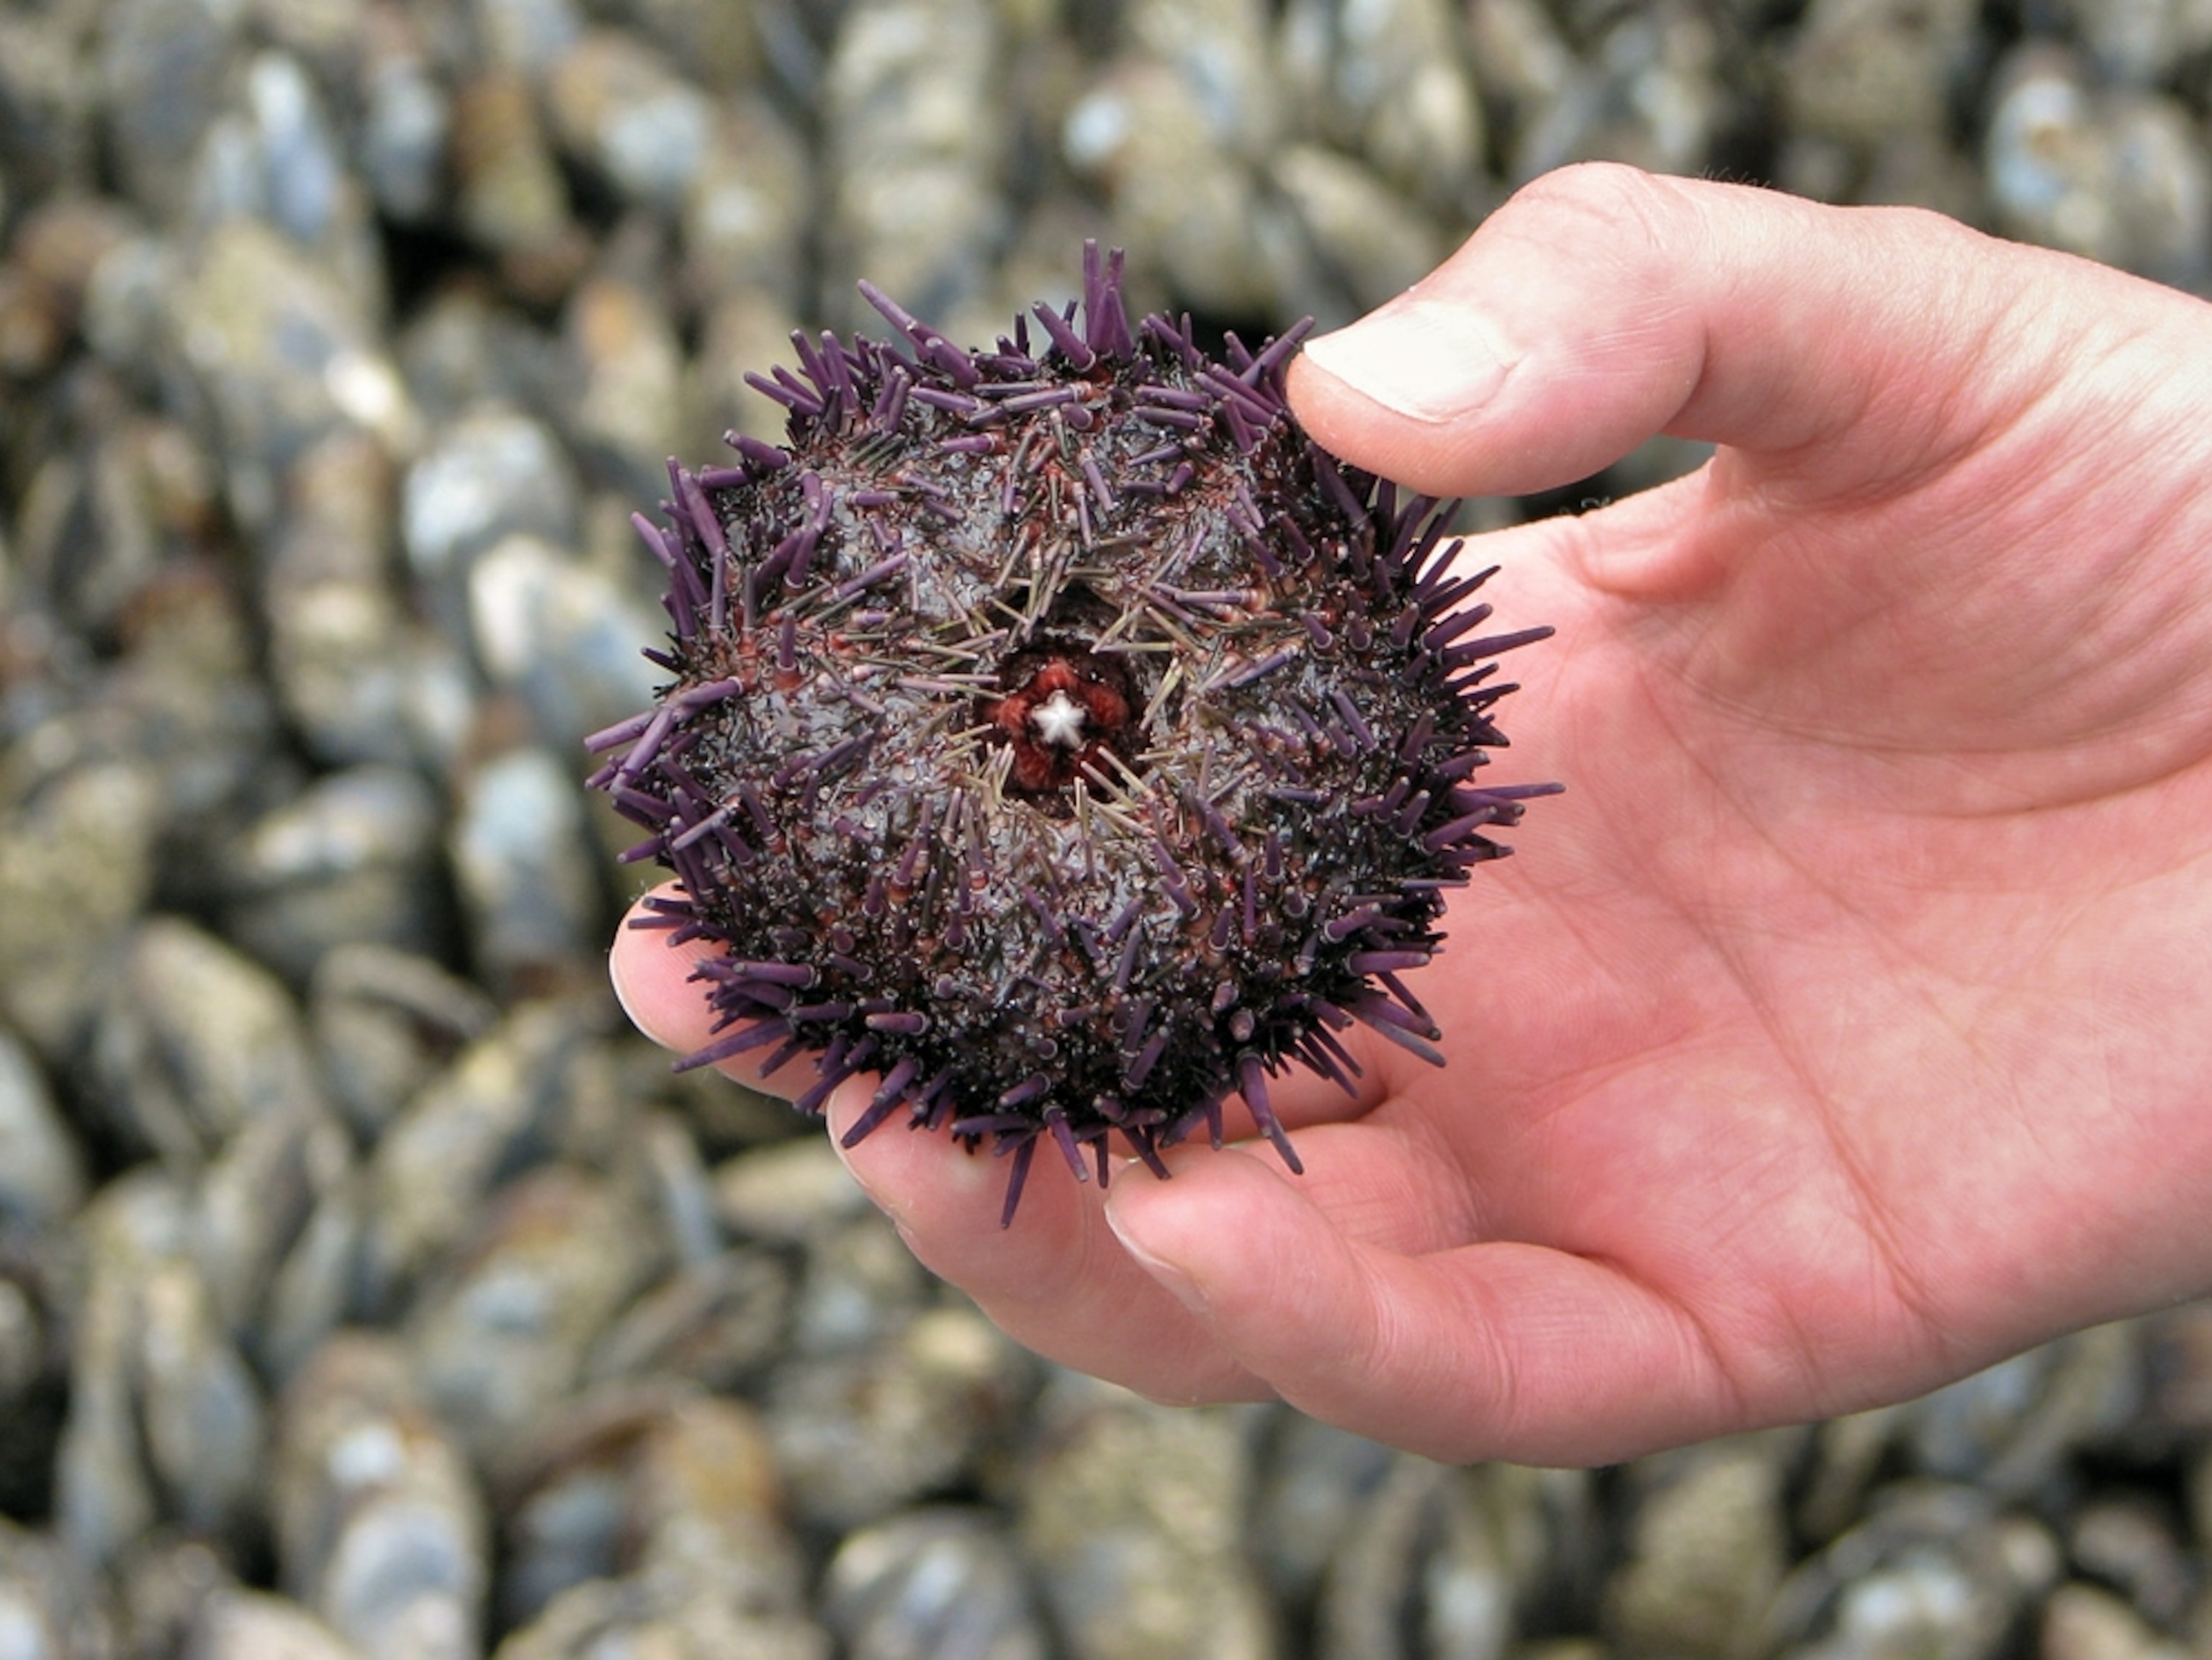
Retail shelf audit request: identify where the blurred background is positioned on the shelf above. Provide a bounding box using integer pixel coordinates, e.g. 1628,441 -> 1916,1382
5,0 -> 2212,1655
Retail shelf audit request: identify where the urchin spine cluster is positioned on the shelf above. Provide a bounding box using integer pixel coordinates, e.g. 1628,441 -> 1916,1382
588,245 -> 1555,1223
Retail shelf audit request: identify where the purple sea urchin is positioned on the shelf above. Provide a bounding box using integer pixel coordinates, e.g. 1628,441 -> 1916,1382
591,246 -> 1556,1223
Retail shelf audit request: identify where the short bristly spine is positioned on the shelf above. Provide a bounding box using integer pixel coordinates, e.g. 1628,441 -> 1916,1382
588,243 -> 1557,1225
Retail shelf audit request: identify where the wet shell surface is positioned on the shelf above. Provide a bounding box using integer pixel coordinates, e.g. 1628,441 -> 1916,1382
591,245 -> 1555,1222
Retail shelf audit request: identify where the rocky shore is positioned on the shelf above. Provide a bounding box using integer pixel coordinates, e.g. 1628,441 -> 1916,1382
6,1 -> 2212,1654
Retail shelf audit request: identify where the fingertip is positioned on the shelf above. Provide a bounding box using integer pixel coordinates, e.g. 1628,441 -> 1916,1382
608,885 -> 719,1055
1287,162 -> 1705,498
1100,1159 -> 1215,1318
611,887 -> 824,1099
824,1075 -> 1002,1233
1287,360 -> 1453,503
1288,307 -> 1514,499
1105,1145 -> 1343,1324
830,1117 -> 1269,1401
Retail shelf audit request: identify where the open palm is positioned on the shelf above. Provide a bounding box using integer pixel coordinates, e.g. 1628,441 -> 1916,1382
614,166 -> 2212,1463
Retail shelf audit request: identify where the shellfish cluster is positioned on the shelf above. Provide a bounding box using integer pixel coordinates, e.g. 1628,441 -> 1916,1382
6,0 -> 2212,1652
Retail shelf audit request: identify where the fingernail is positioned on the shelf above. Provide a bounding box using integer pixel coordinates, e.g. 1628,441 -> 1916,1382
1107,1202 -> 1210,1318
606,948 -> 657,1047
1301,299 -> 1508,423
825,1126 -> 907,1232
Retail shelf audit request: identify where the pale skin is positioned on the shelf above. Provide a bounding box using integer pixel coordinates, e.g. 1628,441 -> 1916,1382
612,164 -> 2212,1466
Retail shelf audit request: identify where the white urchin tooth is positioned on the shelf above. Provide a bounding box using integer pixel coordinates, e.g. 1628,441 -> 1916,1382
1030,689 -> 1088,749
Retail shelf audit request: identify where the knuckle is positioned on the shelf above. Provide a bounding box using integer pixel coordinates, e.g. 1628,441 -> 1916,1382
1493,161 -> 1683,266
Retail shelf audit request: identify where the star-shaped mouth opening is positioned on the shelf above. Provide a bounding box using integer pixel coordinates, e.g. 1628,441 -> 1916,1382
979,646 -> 1139,798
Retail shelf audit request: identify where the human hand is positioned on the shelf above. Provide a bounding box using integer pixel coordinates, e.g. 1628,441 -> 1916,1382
613,163 -> 2212,1464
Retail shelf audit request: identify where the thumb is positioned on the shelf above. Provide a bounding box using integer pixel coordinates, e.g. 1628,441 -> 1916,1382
1287,163 -> 2060,500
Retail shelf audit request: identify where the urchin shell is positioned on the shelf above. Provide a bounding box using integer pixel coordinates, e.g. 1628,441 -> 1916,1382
591,245 -> 1555,1223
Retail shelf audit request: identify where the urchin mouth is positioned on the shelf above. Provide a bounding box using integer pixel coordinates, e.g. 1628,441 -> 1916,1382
979,643 -> 1140,798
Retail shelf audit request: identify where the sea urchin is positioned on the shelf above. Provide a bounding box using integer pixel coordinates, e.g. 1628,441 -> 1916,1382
591,245 -> 1557,1224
